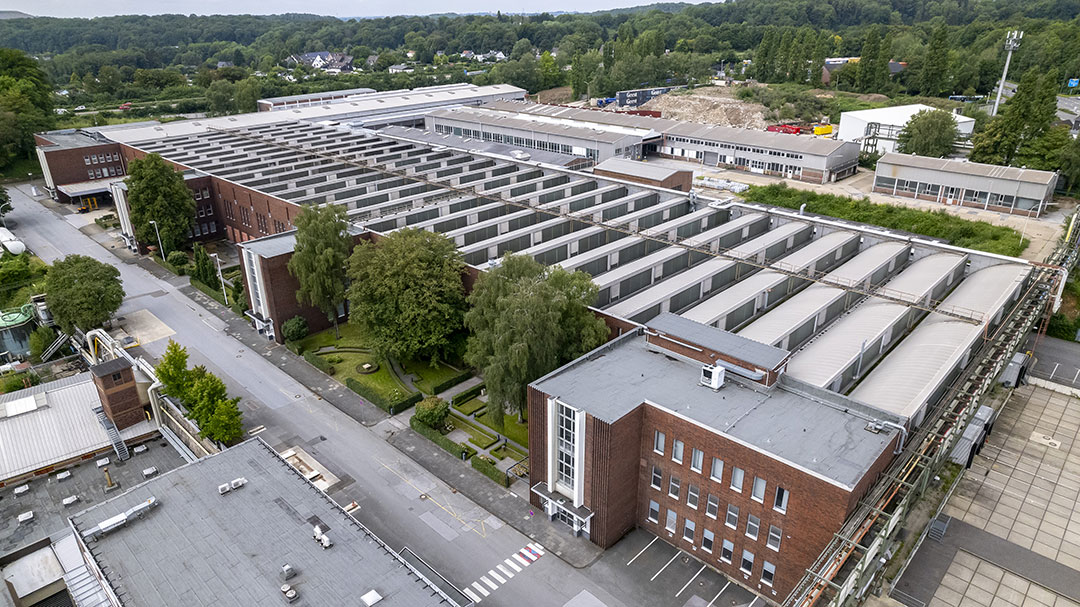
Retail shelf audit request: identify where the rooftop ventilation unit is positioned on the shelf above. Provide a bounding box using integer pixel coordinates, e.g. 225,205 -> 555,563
320,534 -> 333,549
865,420 -> 885,434
230,477 -> 248,490
218,483 -> 231,495
700,365 -> 725,391
361,590 -> 384,606
281,564 -> 296,581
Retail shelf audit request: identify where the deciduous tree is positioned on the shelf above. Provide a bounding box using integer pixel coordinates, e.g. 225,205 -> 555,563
44,254 -> 124,334
465,254 -> 608,427
125,154 -> 195,255
346,228 -> 466,363
156,339 -> 190,399
287,204 -> 351,338
896,109 -> 958,157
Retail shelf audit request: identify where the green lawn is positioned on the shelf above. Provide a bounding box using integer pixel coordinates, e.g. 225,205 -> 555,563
450,413 -> 499,449
402,359 -> 463,395
492,443 -> 527,462
0,156 -> 43,182
476,411 -> 529,449
453,397 -> 486,416
326,351 -> 413,403
298,323 -> 371,353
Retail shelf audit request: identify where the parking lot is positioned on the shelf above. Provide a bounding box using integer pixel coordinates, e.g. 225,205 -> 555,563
588,528 -> 758,607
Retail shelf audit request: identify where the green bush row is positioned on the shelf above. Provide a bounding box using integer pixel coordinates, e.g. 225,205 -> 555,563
472,456 -> 510,487
151,254 -> 185,276
451,382 -> 485,406
430,370 -> 474,395
304,351 -> 333,374
190,277 -> 228,306
745,184 -> 1028,257
345,377 -> 422,414
410,415 -> 472,460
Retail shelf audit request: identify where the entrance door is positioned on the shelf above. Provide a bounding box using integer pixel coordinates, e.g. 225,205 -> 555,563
944,186 -> 958,204
703,151 -> 719,166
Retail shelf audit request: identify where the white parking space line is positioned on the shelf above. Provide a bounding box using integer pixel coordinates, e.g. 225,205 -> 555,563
707,581 -> 731,607
505,558 -> 522,572
463,588 -> 482,603
677,565 -> 707,597
481,576 -> 498,590
497,564 -> 513,579
513,553 -> 530,567
748,597 -> 760,607
651,552 -> 681,581
488,570 -> 505,584
472,582 -> 490,597
627,536 -> 659,566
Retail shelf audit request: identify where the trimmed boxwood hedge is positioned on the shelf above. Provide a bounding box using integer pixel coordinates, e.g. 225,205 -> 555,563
430,370 -> 474,395
346,377 -> 421,414
410,415 -> 472,460
303,351 -> 333,374
451,382 -> 485,406
472,456 -> 510,487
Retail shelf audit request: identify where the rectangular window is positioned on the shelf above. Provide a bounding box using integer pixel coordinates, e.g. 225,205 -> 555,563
774,487 -> 789,513
202,188 -> 211,200
706,494 -> 719,519
92,155 -> 98,164
752,477 -> 766,502
210,222 -> 217,233
721,540 -> 733,563
651,466 -> 662,490
746,514 -> 760,540
665,509 -> 677,533
84,155 -> 91,165
668,476 -> 680,500
762,561 -> 775,586
730,467 -> 744,492
87,170 -> 95,179
702,528 -> 714,553
672,440 -> 684,464
687,484 -> 699,509
683,519 -> 695,542
648,500 -> 659,523
768,525 -> 782,551
691,448 -> 703,473
710,457 -> 723,482
654,430 -> 665,455
195,191 -> 203,201
726,504 -> 739,529
741,550 -> 755,574
556,402 -> 576,489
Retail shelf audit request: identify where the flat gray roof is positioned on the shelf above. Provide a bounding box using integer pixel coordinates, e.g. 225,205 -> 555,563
36,130 -> 109,150
260,87 -> 377,105
647,313 -> 790,370
665,121 -> 853,156
593,157 -> 687,181
379,125 -> 585,167
70,439 -> 452,606
429,106 -> 640,144
532,331 -> 895,489
240,224 -> 366,259
877,153 -> 1057,185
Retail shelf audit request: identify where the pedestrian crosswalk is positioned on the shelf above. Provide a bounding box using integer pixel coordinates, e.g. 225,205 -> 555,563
461,542 -> 545,604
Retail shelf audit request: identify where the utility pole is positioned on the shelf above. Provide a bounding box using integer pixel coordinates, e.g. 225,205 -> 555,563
992,30 -> 1023,117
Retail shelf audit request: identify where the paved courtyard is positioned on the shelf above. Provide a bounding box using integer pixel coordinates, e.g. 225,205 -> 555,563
929,551 -> 1079,607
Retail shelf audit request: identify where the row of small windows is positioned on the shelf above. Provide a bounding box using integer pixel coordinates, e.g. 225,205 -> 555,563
654,431 -> 791,513
873,176 -> 1040,210
433,122 -> 599,160
87,166 -> 123,180
651,465 -> 784,551
84,152 -> 118,165
648,500 -> 777,586
664,136 -> 803,160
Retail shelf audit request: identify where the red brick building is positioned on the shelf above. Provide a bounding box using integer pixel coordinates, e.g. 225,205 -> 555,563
528,313 -> 901,601
34,130 -> 126,204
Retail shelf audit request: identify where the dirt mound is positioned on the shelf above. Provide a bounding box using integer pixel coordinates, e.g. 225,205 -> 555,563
536,86 -> 573,104
857,93 -> 890,102
639,86 -> 770,129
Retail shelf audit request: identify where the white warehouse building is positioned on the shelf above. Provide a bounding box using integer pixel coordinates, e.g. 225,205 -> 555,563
837,104 -> 976,155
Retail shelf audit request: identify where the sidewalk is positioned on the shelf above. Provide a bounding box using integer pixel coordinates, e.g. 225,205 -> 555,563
387,428 -> 603,569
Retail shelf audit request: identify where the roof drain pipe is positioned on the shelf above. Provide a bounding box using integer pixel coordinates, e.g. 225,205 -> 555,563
879,420 -> 908,454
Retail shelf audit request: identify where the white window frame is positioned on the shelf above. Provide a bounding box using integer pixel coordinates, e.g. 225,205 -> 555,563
648,500 -> 660,524
746,514 -> 760,540
710,457 -> 724,483
672,440 -> 684,464
741,550 -> 755,575
691,448 -> 704,473
687,484 -> 699,509
706,494 -> 719,519
721,539 -> 734,564
683,519 -> 695,543
730,467 -> 744,492
762,561 -> 776,586
654,430 -> 665,455
768,525 -> 782,551
702,528 -> 714,553
725,504 -> 739,529
665,509 -> 677,533
752,477 -> 766,503
668,476 -> 680,500
651,465 -> 662,490
774,487 -> 789,514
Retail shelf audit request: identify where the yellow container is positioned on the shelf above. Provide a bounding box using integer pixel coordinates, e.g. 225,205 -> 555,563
813,124 -> 833,135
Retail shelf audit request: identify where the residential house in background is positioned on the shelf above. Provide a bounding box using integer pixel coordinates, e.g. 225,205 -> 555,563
285,51 -> 354,72
388,64 -> 414,74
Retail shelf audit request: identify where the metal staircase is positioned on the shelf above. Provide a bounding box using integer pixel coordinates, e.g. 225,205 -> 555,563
40,332 -> 70,362
93,405 -> 130,461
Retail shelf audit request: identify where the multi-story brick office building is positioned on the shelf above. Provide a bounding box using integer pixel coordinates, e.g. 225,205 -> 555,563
528,313 -> 902,600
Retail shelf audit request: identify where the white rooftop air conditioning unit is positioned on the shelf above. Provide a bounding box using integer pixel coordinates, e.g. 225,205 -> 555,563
701,365 -> 725,391
218,484 -> 231,495
230,477 -> 247,490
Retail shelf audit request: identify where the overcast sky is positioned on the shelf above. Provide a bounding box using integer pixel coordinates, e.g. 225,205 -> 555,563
6,0 -> 702,18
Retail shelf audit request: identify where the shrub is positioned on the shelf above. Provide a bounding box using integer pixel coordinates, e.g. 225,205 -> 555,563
451,382 -> 485,406
303,351 -> 333,374
410,415 -> 472,460
430,370 -> 474,395
472,455 -> 510,487
345,377 -> 422,414
28,325 -> 56,363
281,316 -> 309,343
415,396 -> 450,427
166,250 -> 189,268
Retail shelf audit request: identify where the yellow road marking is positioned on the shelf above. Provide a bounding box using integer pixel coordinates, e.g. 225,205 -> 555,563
378,458 -> 490,538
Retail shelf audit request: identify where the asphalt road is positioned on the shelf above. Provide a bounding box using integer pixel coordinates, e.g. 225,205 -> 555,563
5,183 -> 755,607
1029,334 -> 1080,387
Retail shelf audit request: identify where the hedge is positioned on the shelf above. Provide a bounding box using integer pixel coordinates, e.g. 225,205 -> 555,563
451,382 -> 485,406
151,254 -> 185,276
285,340 -> 303,355
410,415 -> 472,460
190,277 -> 227,307
430,370 -> 475,395
472,456 -> 510,487
345,377 -> 422,414
304,351 -> 333,374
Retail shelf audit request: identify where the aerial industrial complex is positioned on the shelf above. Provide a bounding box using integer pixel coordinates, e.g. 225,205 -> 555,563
23,83 -> 1070,607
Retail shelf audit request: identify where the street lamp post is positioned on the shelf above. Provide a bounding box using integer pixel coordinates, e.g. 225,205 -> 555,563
210,252 -> 230,305
148,220 -> 165,259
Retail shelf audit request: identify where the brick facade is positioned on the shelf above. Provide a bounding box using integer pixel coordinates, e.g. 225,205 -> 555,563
90,364 -> 145,431
35,136 -> 126,203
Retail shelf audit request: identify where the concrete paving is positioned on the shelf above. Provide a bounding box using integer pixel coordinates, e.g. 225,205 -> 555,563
1028,337 -> 1080,388
928,551 -> 1079,607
